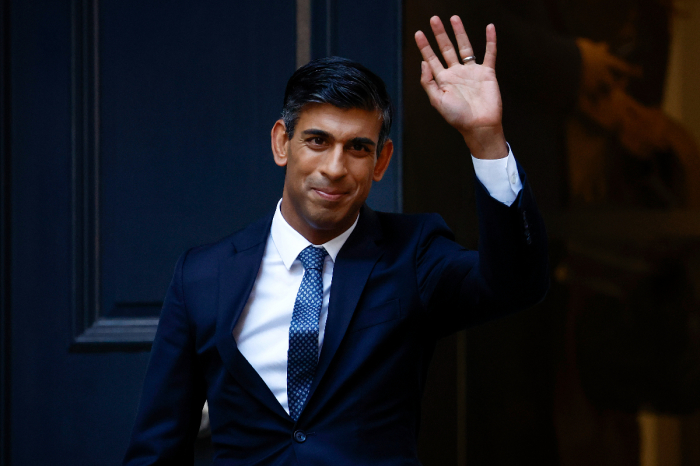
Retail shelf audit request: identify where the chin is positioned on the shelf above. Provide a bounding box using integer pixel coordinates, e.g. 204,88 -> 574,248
306,212 -> 346,231
304,205 -> 356,231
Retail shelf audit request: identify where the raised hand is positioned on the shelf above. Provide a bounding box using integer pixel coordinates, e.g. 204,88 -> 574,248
415,16 -> 507,159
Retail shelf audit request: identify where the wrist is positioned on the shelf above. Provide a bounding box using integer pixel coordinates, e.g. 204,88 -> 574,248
462,126 -> 508,160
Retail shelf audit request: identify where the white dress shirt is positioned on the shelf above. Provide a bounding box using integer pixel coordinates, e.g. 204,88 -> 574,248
471,146 -> 522,206
233,148 -> 521,414
233,201 -> 358,414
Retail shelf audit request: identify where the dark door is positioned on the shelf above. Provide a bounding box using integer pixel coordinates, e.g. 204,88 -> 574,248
3,0 -> 401,464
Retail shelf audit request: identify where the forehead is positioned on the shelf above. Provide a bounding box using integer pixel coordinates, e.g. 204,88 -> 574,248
295,104 -> 383,141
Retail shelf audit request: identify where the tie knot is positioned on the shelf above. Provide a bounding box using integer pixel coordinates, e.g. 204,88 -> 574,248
298,246 -> 328,271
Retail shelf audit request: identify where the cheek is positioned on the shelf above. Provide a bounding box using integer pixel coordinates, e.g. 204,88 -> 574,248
348,157 -> 376,181
353,166 -> 377,192
285,162 -> 309,189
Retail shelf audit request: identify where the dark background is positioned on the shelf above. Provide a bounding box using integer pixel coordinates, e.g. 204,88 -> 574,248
4,0 -> 700,465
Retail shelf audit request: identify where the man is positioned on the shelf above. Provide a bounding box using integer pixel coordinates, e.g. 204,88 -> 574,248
124,16 -> 548,465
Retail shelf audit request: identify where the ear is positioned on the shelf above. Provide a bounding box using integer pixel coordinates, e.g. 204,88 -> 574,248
372,139 -> 394,181
271,119 -> 289,167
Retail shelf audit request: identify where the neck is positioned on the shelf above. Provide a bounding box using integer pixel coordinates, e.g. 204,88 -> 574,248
279,201 -> 359,245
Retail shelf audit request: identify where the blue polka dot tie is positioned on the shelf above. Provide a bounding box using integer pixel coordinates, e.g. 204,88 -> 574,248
287,245 -> 328,421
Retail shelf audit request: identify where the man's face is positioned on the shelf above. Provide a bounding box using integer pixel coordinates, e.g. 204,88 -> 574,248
271,103 -> 393,244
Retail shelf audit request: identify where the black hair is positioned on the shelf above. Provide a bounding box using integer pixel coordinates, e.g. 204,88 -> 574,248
281,56 -> 393,154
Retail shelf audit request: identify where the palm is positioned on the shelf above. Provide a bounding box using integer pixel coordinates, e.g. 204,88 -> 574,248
429,63 -> 502,133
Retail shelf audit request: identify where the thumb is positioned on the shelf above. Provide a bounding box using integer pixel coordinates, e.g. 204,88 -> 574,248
420,61 -> 440,105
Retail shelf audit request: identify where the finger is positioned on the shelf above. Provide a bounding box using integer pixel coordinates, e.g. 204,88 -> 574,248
482,23 -> 497,70
450,15 -> 475,63
429,16 -> 461,67
415,30 -> 446,77
420,61 -> 440,106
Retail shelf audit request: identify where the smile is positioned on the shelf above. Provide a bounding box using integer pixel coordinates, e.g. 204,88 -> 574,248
312,188 -> 347,202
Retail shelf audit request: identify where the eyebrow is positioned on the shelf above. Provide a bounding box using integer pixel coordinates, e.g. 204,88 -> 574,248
301,129 -> 331,138
348,137 -> 376,147
300,129 -> 376,147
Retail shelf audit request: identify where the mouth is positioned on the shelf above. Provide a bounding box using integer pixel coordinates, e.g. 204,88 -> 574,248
312,188 -> 348,202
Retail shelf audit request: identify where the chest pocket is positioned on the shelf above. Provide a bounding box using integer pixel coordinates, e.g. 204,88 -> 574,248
347,298 -> 401,333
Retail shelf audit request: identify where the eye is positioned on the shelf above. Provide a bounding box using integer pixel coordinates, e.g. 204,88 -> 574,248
307,136 -> 326,148
350,142 -> 372,153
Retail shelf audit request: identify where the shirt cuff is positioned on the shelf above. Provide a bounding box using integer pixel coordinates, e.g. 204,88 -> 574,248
471,144 -> 522,207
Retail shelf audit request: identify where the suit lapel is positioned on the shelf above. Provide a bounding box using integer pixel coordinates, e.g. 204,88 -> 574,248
215,213 -> 291,420
306,205 -> 384,402
214,206 -> 385,419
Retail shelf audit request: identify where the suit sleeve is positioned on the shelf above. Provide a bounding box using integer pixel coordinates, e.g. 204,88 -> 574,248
417,164 -> 549,336
124,250 -> 206,465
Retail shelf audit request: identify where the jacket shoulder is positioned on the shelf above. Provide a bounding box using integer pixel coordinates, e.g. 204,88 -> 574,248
178,212 -> 273,274
371,210 -> 455,244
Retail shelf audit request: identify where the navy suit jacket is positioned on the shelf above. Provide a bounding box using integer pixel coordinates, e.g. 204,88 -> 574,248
124,171 -> 548,465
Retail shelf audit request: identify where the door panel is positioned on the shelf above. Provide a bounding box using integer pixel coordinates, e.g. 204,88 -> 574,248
10,0 -> 295,463
8,0 -> 402,464
98,0 -> 293,320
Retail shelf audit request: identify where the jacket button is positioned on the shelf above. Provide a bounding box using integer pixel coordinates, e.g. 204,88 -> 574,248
294,430 -> 307,443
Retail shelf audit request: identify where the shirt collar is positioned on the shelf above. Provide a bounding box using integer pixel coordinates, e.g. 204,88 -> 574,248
270,199 -> 360,270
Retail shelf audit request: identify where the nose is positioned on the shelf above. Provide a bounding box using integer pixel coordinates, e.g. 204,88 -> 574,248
319,143 -> 347,180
